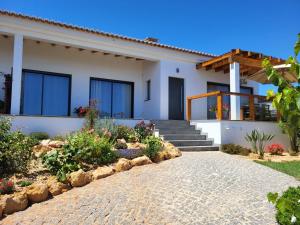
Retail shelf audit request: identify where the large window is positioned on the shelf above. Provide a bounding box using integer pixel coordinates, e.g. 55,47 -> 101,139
21,70 -> 71,116
90,78 -> 133,118
207,82 -> 253,119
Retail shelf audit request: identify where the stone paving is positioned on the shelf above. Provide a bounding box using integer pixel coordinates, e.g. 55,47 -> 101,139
1,152 -> 299,225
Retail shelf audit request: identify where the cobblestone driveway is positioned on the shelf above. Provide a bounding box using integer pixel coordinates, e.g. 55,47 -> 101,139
2,152 -> 299,225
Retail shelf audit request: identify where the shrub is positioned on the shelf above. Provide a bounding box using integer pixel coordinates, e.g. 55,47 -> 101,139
114,142 -> 128,149
0,117 -> 36,175
0,179 -> 14,195
115,125 -> 137,142
134,121 -> 154,141
52,135 -> 66,141
143,136 -> 163,160
95,118 -> 117,140
30,132 -> 49,140
266,144 -> 285,155
43,130 -> 117,181
245,129 -> 274,159
43,149 -> 80,182
221,144 -> 251,156
16,180 -> 33,187
268,186 -> 300,225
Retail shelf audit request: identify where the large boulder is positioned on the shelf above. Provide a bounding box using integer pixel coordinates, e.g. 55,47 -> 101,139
32,145 -> 52,158
115,158 -> 133,172
131,156 -> 152,166
92,166 -> 114,180
152,143 -> 182,163
40,139 -> 51,146
68,169 -> 92,187
47,176 -> 70,196
48,140 -> 65,148
0,200 -> 3,218
26,183 -> 49,203
2,192 -> 28,215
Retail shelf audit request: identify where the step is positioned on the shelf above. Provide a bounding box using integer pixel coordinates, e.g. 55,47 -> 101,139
169,139 -> 214,147
158,129 -> 201,135
155,124 -> 194,129
178,146 -> 220,152
158,127 -> 197,132
162,134 -> 207,140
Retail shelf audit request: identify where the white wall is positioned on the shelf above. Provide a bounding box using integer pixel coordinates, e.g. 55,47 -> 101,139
0,37 -> 146,118
8,115 -> 148,137
191,120 -> 290,149
142,61 -> 161,119
159,60 -> 259,120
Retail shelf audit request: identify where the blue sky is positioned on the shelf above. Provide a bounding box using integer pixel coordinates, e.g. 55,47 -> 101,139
0,0 -> 299,94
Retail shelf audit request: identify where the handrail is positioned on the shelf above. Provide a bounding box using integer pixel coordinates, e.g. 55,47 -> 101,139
186,91 -> 272,121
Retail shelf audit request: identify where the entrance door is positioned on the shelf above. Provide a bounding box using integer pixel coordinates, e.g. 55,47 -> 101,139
169,77 -> 184,120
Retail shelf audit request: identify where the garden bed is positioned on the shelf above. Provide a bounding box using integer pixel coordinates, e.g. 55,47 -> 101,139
0,117 -> 182,219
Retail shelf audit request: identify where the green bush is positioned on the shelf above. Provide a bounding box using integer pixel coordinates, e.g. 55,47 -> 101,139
16,180 -> 33,187
143,136 -> 163,160
221,144 -> 251,156
43,149 -> 80,182
115,125 -> 137,142
134,121 -> 154,141
30,132 -> 49,140
268,186 -> 300,225
52,135 -> 66,141
43,130 -> 117,181
0,117 -> 36,175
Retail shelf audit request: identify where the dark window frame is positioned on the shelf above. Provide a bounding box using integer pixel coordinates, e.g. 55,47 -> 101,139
145,79 -> 151,101
207,81 -> 253,94
89,77 -> 134,118
20,69 -> 72,116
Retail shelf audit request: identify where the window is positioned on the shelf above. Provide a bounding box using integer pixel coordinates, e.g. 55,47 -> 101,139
145,80 -> 151,101
21,70 -> 71,116
90,78 -> 133,118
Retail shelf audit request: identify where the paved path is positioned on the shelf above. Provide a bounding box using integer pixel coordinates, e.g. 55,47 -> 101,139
2,152 -> 299,225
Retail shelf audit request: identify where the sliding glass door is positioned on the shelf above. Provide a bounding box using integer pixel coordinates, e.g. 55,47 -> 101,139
90,78 -> 133,118
21,70 -> 71,116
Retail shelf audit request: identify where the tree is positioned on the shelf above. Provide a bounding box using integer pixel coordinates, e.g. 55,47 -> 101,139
263,34 -> 300,154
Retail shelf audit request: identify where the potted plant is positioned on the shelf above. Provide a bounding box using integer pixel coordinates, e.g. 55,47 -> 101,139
209,104 -> 230,119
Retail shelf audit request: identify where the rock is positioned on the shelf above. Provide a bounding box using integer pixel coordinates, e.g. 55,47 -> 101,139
0,201 -> 3,218
32,145 -> 52,158
152,151 -> 169,163
92,166 -> 114,180
48,140 -> 65,148
47,176 -> 70,196
40,139 -> 51,146
115,158 -> 133,172
131,156 -> 152,166
117,138 -> 127,144
166,147 -> 182,158
26,183 -> 49,203
68,169 -> 92,187
2,192 -> 28,215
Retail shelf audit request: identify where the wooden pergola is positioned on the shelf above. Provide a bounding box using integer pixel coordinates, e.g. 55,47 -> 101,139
196,49 -> 285,76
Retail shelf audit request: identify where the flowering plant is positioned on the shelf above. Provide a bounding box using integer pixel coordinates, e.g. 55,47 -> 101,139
209,104 -> 230,112
74,106 -> 89,117
0,179 -> 14,195
266,144 -> 285,155
134,121 -> 154,141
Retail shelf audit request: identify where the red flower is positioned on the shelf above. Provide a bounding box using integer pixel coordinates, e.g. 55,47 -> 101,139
266,144 -> 284,155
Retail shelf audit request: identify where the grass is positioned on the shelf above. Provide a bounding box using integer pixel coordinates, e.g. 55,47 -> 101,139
255,160 -> 300,180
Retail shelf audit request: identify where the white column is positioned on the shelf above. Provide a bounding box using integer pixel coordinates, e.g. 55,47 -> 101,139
230,62 -> 240,120
10,34 -> 23,115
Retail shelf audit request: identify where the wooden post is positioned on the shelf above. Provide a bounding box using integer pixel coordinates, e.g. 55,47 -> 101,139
249,95 -> 255,121
217,94 -> 223,120
186,98 -> 191,121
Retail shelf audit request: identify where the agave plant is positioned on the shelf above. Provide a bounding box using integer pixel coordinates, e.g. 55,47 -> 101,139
245,130 -> 259,154
245,129 -> 274,159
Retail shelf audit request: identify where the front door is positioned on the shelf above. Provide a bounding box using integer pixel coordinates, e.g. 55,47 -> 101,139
169,77 -> 184,120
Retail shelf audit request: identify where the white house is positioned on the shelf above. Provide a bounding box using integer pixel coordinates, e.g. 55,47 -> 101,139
0,10 -> 290,149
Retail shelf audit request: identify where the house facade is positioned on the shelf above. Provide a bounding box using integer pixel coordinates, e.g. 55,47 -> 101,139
0,10 -> 290,148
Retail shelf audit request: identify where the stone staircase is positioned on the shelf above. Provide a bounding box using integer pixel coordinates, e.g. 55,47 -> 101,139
152,120 -> 219,152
